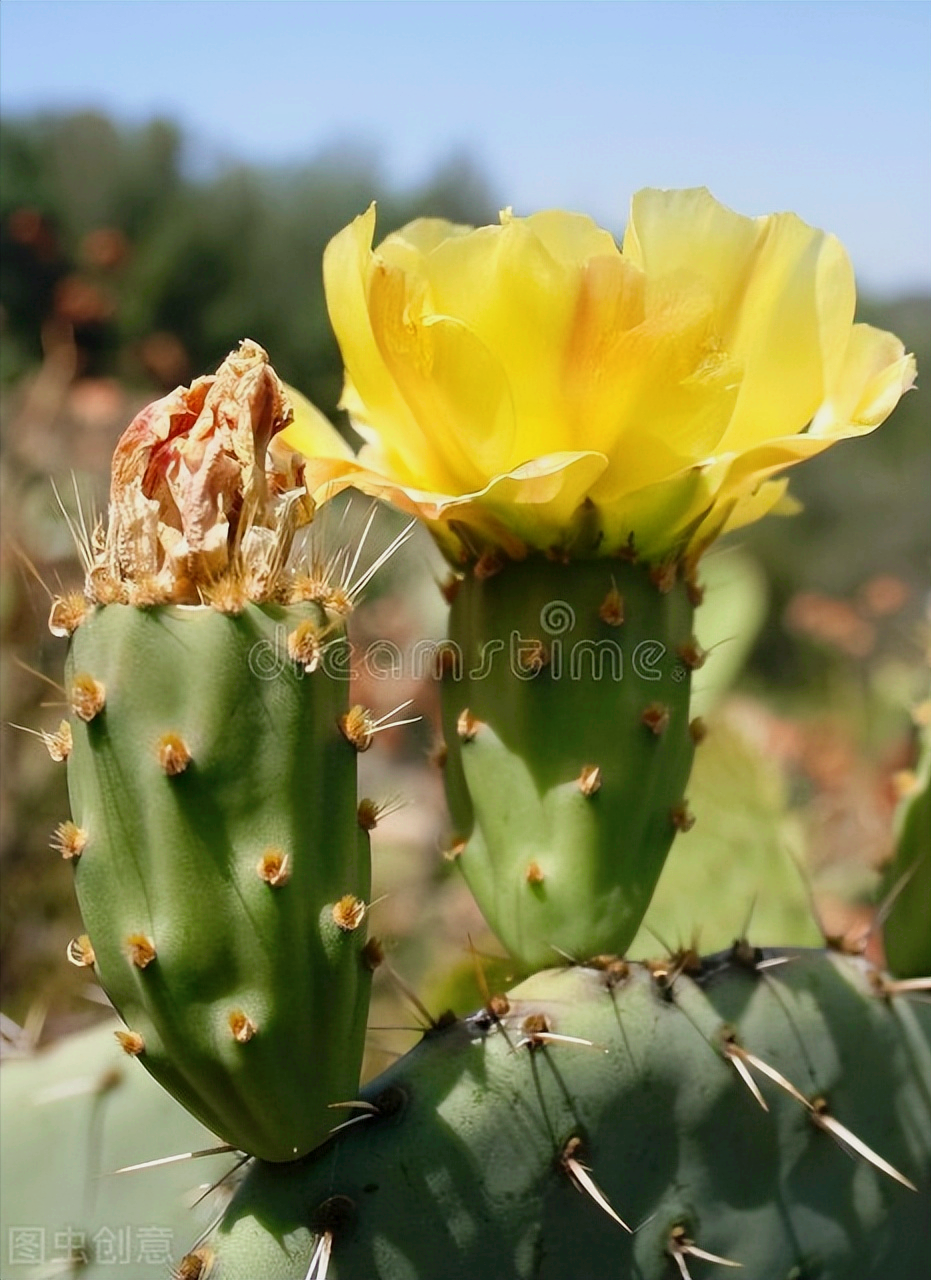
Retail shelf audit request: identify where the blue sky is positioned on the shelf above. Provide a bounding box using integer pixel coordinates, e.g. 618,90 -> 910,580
2,1 -> 929,294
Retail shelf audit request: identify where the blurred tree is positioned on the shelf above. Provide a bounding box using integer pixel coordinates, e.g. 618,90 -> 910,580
0,113 -> 496,408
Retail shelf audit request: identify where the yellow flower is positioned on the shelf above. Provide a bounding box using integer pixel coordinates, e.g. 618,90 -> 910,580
285,189 -> 915,564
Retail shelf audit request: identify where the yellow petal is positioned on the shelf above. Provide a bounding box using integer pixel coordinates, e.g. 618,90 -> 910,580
626,188 -> 858,453
366,262 -> 516,487
425,451 -> 610,555
811,324 -> 916,433
720,218 -> 855,450
571,259 -> 740,490
379,216 -> 474,262
518,208 -> 619,265
424,216 -> 582,462
624,187 -> 763,309
281,384 -> 354,462
323,206 -> 462,493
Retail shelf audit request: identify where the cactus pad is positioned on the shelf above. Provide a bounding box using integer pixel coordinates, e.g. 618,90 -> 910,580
208,948 -> 931,1279
440,557 -> 697,968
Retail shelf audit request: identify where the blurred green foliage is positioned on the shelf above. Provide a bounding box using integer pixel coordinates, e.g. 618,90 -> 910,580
0,110 -> 496,405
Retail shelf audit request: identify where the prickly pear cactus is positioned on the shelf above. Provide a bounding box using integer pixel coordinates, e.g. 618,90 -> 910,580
440,557 -> 699,969
50,342 -> 376,1162
207,950 -> 931,1280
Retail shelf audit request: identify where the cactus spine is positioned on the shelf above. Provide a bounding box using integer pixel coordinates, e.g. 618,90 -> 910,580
440,556 -> 698,969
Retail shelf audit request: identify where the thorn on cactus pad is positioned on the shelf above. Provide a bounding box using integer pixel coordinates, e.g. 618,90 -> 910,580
456,708 -> 480,741
327,1112 -> 377,1138
339,705 -> 376,751
650,561 -> 678,593
66,934 -> 96,967
723,1043 -> 810,1109
671,802 -> 696,832
357,798 -> 380,831
641,703 -> 670,735
589,955 -> 631,990
125,934 -> 157,968
26,719 -> 73,760
340,700 -> 419,751
677,639 -> 707,670
599,581 -> 624,626
332,895 -> 366,932
172,1248 -> 215,1280
308,1196 -> 355,1279
382,960 -> 441,1029
685,574 -> 705,607
86,566 -> 126,606
302,1232 -> 332,1280
577,763 -> 602,795
519,637 -> 549,675
514,1013 -> 599,1054
70,672 -> 106,721
525,860 -> 545,885
474,549 -> 505,579
443,836 -> 467,861
729,936 -> 764,972
50,820 -> 87,859
357,795 -> 407,831
256,847 -> 291,886
115,1030 -> 145,1056
668,1225 -> 742,1276
439,573 -> 462,604
47,720 -> 73,760
468,937 -> 511,1030
560,1136 -> 632,1233
115,1144 -> 237,1175
517,1011 -> 551,1047
327,1099 -> 381,1115
156,732 -> 192,776
287,619 -> 326,672
125,573 -> 164,608
228,1011 -> 257,1043
689,716 -> 708,744
199,576 -> 248,616
719,1029 -> 769,1112
869,971 -> 931,999
48,591 -> 89,637
189,1151 -> 252,1210
666,943 -> 703,983
808,1097 -> 917,1190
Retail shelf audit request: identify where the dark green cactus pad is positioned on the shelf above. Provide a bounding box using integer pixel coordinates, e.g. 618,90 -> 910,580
64,601 -> 372,1162
209,949 -> 931,1279
440,558 -> 696,968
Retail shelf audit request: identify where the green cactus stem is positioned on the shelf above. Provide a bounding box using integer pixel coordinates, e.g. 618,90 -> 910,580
50,342 -> 377,1162
65,600 -> 371,1162
207,948 -> 931,1279
439,556 -> 697,969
